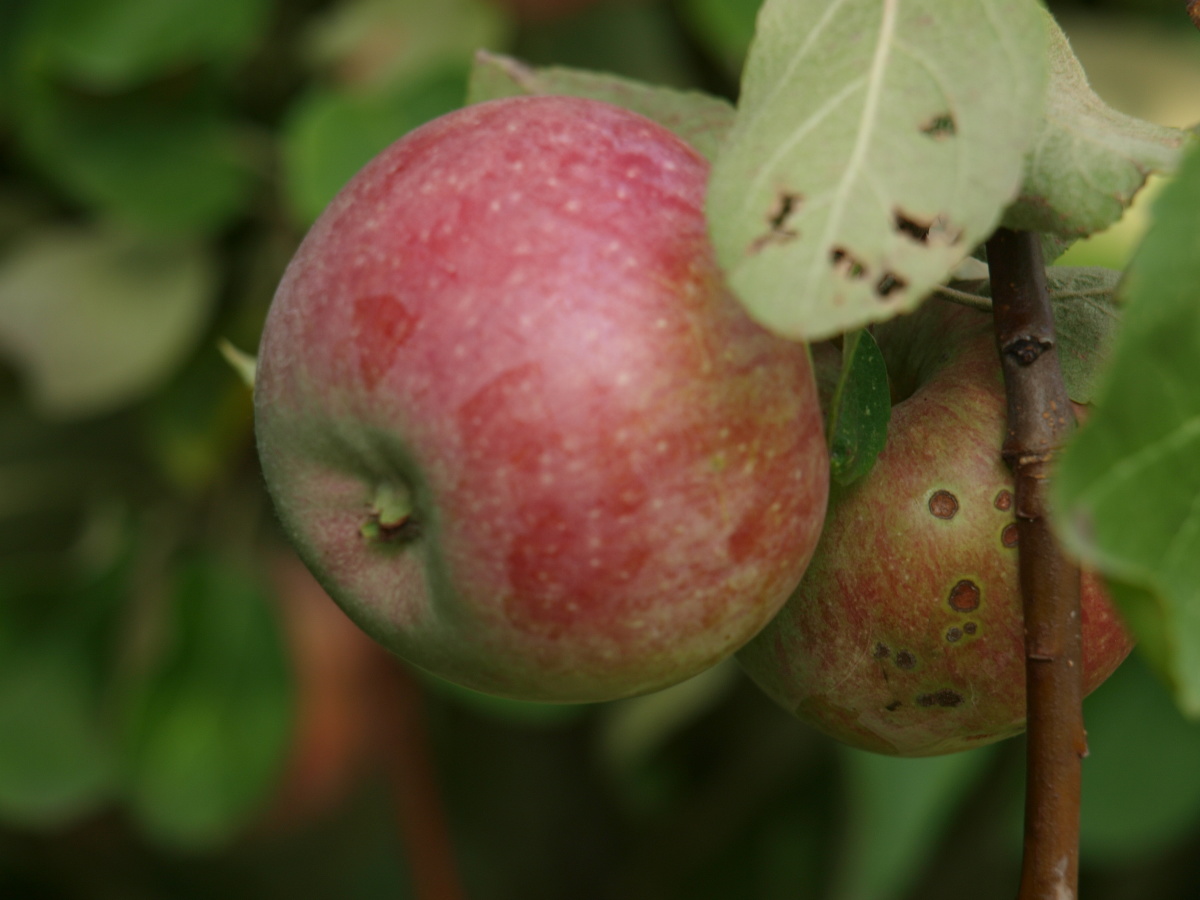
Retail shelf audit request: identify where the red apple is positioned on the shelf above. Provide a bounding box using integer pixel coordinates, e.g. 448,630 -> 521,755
254,96 -> 829,703
738,298 -> 1132,756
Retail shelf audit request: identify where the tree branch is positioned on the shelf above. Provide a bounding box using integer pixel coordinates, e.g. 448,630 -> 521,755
985,228 -> 1086,900
377,659 -> 467,900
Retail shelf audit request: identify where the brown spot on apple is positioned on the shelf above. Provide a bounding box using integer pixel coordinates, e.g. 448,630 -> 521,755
894,650 -> 916,670
916,689 -> 963,708
963,622 -> 978,636
994,489 -> 1013,511
873,642 -> 890,659
948,579 -> 980,612
928,490 -> 959,519
946,627 -> 962,643
885,700 -> 902,711
1002,524 -> 1019,548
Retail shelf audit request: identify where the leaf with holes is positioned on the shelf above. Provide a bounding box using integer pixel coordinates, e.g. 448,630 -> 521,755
827,329 -> 890,486
1002,11 -> 1186,239
706,0 -> 1048,341
1053,142 -> 1200,716
467,50 -> 735,163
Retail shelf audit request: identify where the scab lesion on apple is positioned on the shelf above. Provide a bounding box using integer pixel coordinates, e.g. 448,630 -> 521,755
737,297 -> 1133,756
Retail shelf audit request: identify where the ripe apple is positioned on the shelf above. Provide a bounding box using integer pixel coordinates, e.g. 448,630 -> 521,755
254,95 -> 830,703
737,298 -> 1132,756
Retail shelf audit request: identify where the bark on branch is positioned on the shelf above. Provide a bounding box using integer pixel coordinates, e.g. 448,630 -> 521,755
985,228 -> 1086,900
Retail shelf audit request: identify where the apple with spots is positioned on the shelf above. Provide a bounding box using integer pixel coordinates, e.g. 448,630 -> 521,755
737,299 -> 1133,756
254,95 -> 830,703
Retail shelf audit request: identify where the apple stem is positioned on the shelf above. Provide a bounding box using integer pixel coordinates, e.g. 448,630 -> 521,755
362,481 -> 421,543
985,228 -> 1085,900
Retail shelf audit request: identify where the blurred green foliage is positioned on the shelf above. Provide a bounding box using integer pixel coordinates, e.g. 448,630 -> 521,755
0,0 -> 1199,898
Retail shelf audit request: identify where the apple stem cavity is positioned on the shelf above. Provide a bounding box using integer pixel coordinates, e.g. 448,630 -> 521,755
986,228 -> 1085,900
361,481 -> 421,544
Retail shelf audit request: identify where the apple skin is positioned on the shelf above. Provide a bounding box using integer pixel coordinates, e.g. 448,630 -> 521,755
254,96 -> 830,703
737,299 -> 1132,756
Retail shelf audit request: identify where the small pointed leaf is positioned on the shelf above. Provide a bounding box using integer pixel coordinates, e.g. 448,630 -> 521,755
827,329 -> 890,486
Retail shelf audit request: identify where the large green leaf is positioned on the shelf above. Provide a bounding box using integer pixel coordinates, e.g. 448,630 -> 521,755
15,76 -> 254,234
1053,141 -> 1200,716
676,0 -> 763,79
707,0 -> 1048,340
0,537 -> 133,829
467,51 -> 735,162
1080,654 -> 1200,863
30,0 -> 272,89
1002,11 -> 1186,239
832,746 -> 996,900
282,68 -> 469,224
120,556 -> 293,849
0,226 -> 217,420
0,642 -> 118,827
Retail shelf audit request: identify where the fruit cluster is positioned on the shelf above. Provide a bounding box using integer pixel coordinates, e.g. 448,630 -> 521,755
255,95 -> 1130,753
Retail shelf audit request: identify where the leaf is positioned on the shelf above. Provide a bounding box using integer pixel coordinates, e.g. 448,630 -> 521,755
598,659 -> 739,772
827,329 -> 890,486
15,76 -> 254,233
1044,268 -> 1123,406
1080,653 -> 1200,864
30,0 -> 272,89
676,0 -> 763,79
707,0 -> 1049,341
0,642 -> 118,827
1001,12 -> 1187,239
0,540 -> 133,829
419,671 -> 589,727
120,557 -> 293,849
302,0 -> 510,92
0,226 -> 217,420
832,745 -> 996,900
1053,141 -> 1200,716
508,0 -> 697,93
282,67 -> 468,224
467,51 -> 735,163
